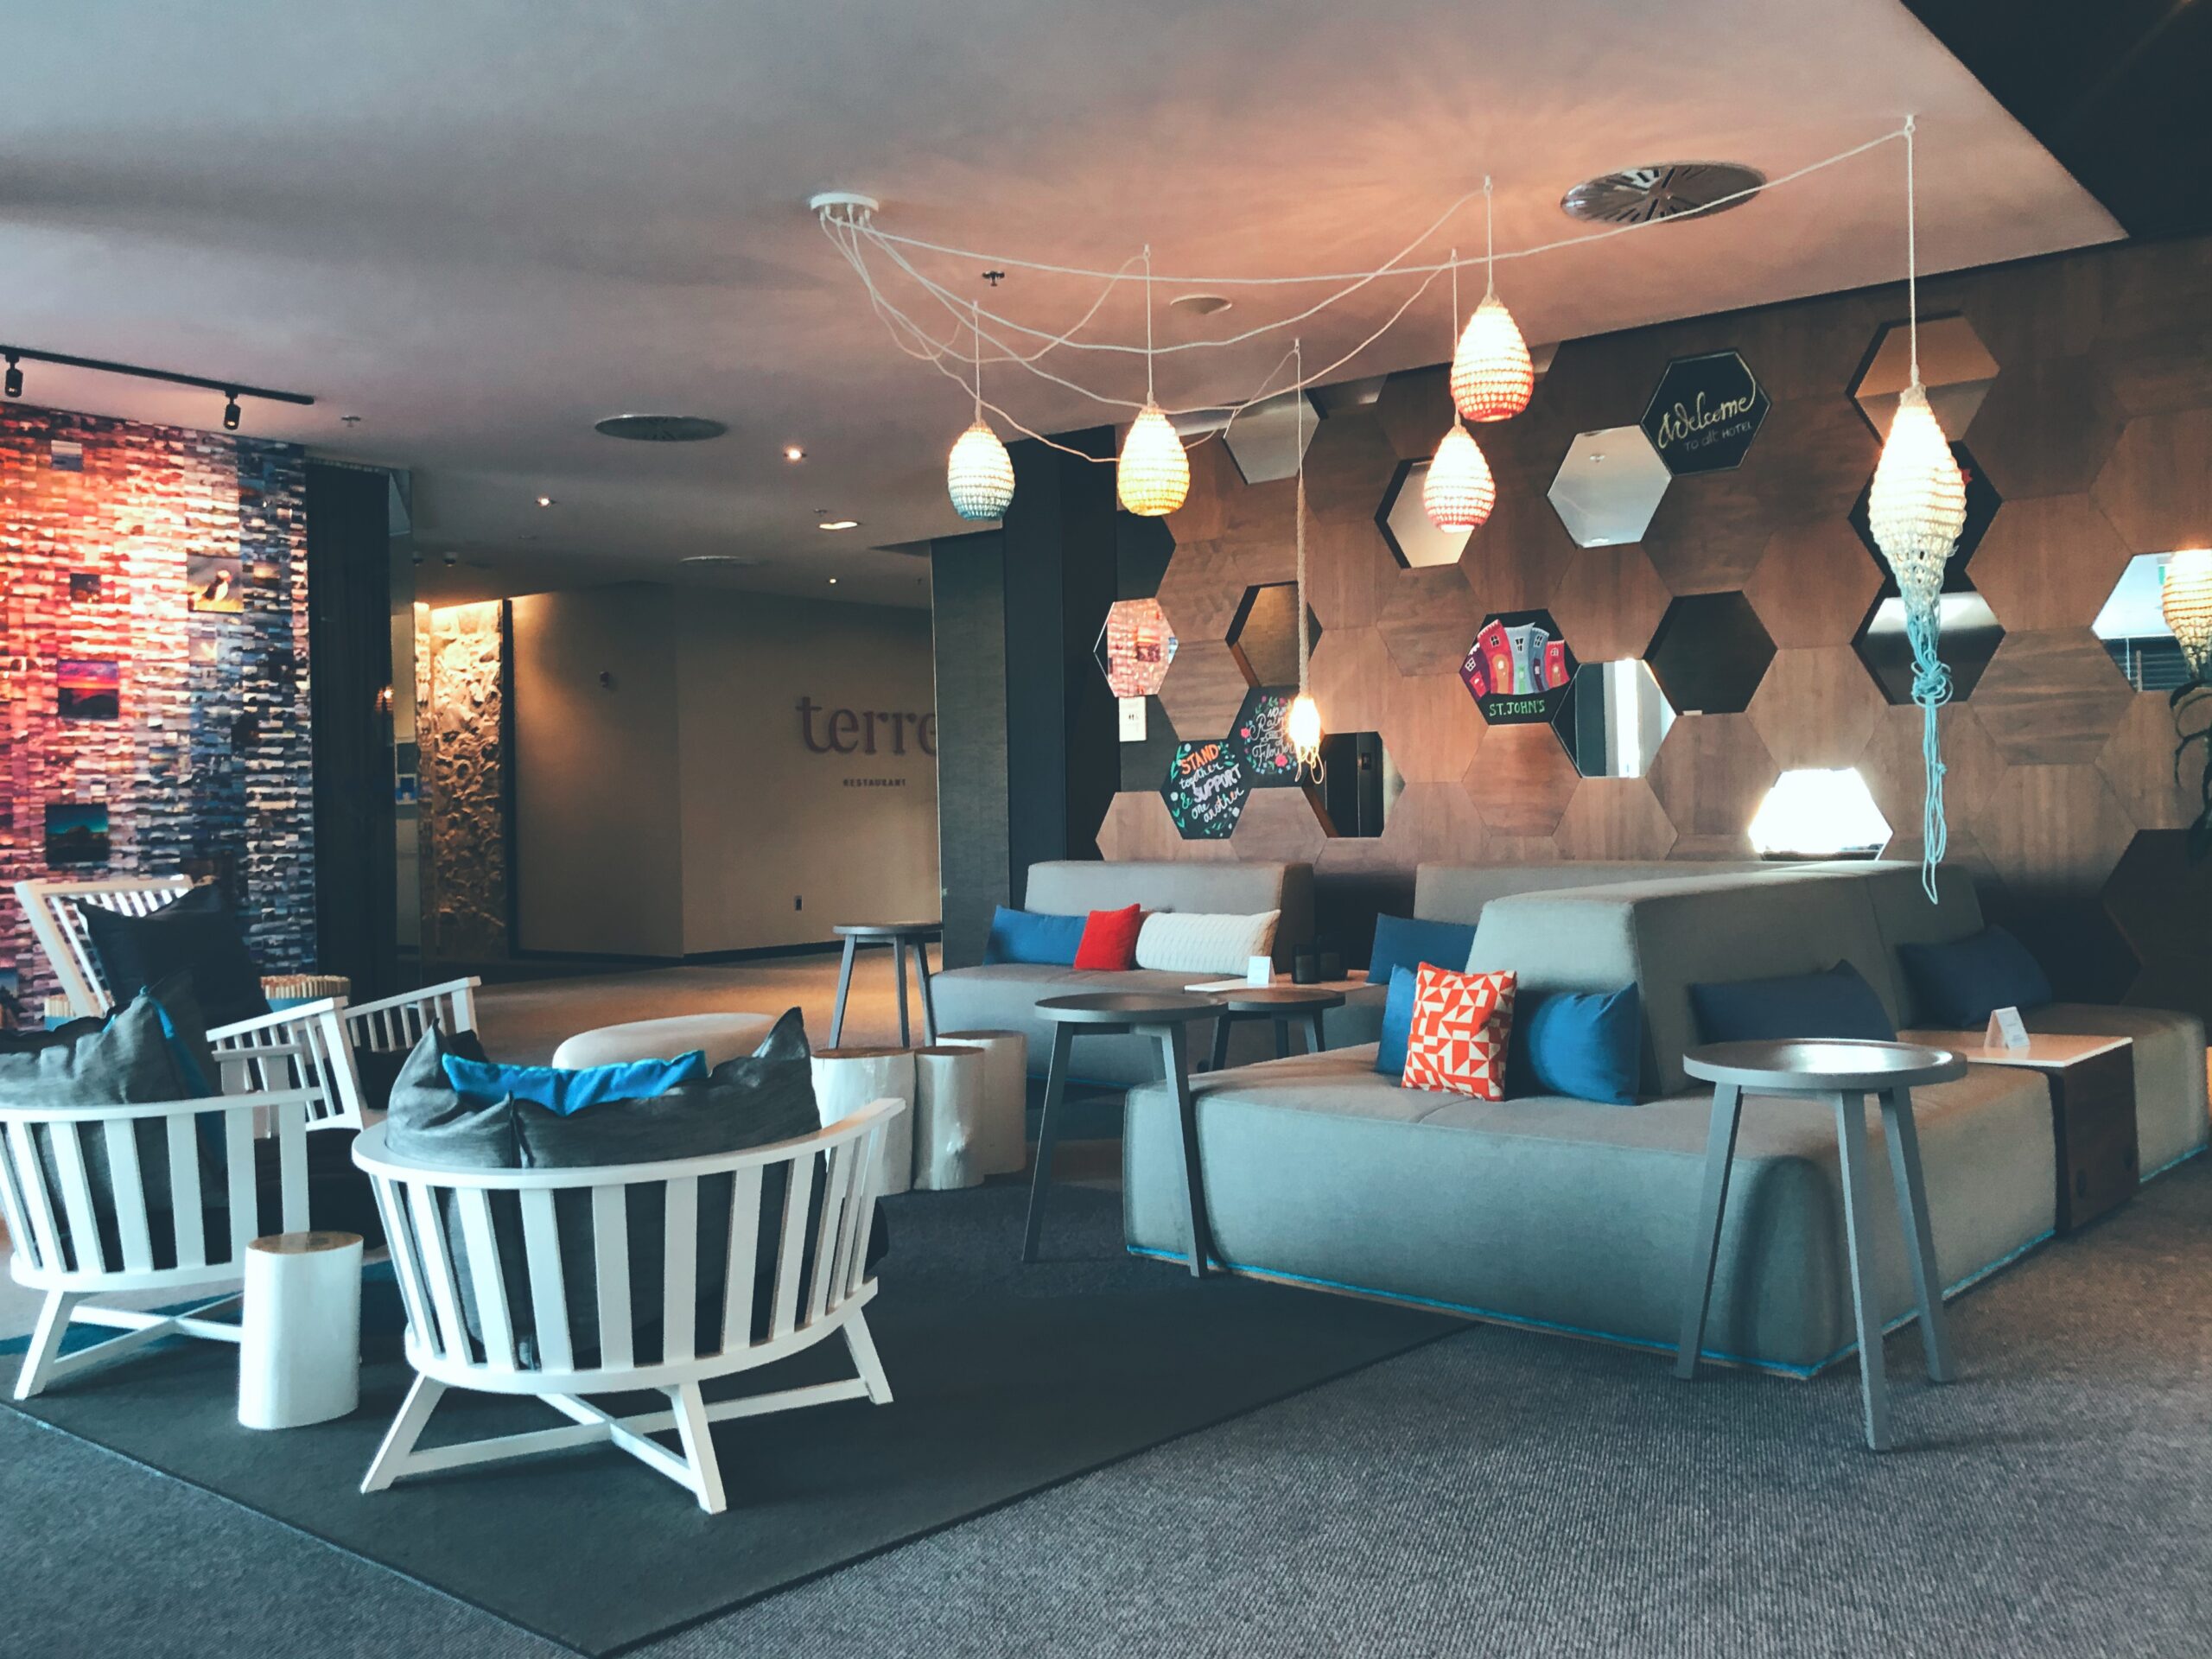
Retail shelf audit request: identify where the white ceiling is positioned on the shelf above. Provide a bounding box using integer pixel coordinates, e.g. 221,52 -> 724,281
3,1 -> 2119,611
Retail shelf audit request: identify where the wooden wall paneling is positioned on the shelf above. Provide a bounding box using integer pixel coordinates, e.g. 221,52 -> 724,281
1746,645 -> 1884,770
2092,321 -> 2212,420
1535,332 -> 1674,440
1376,781 -> 1488,867
1458,455 -> 1574,614
1735,397 -> 1883,519
1972,627 -> 2138,765
1372,366 -> 1453,461
1376,566 -> 1484,677
1742,518 -> 1885,648
1161,437 -> 1237,544
2091,406 -> 2212,553
1968,763 -> 2138,895
1547,544 -> 1670,664
1553,778 -> 1679,861
1231,785 -> 1332,865
1859,702 -> 2007,842
1095,789 -> 1237,863
1646,713 -> 1780,843
2102,830 -> 2212,1009
1306,626 -> 1397,738
1151,639 -> 1250,753
1639,467 -> 1777,595
1967,493 -> 2133,632
1963,354 -> 2125,499
1373,671 -> 1484,785
2096,692 -> 2206,831
1462,722 -> 1578,838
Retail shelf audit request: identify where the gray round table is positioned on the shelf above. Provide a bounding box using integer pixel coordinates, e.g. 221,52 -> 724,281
1205,986 -> 1344,1070
829,921 -> 941,1048
1676,1039 -> 1967,1452
1023,992 -> 1223,1278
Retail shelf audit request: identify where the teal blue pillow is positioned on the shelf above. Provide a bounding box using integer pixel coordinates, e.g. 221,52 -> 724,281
1897,926 -> 2052,1027
1368,914 -> 1475,986
1375,965 -> 1421,1078
441,1050 -> 708,1116
1688,962 -> 1895,1045
982,906 -> 1085,966
1508,986 -> 1643,1103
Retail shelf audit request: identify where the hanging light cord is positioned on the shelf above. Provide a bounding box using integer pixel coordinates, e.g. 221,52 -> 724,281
1294,338 -> 1309,700
971,299 -> 984,420
1483,175 -> 1497,299
1905,113 -> 1920,386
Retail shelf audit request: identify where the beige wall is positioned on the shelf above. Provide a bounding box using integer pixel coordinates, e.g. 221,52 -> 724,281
509,583 -> 938,957
510,585 -> 685,956
677,591 -> 938,954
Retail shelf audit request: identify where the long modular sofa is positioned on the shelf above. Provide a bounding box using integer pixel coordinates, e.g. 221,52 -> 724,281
929,859 -> 1315,1085
1125,861 -> 2209,1375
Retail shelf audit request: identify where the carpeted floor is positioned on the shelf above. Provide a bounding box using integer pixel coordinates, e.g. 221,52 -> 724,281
3,1160 -> 2209,1656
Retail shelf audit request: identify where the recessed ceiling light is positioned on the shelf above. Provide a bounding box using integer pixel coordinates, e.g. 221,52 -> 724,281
818,518 -> 861,531
535,495 -> 555,507
829,576 -> 839,585
785,446 -> 806,462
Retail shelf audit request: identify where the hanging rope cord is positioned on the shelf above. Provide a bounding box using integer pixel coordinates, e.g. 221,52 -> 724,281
817,124 -> 1910,467
1895,112 -> 1951,899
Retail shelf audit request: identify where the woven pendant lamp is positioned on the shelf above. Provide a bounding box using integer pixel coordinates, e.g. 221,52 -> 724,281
2162,550 -> 2212,683
1425,424 -> 1495,532
1449,180 -> 1533,423
947,302 -> 1015,520
1118,404 -> 1189,516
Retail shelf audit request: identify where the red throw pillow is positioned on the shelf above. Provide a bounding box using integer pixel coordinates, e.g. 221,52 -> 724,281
1401,963 -> 1518,1101
1074,905 -> 1145,971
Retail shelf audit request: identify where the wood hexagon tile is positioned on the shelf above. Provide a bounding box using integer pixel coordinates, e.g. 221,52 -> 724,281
1746,645 -> 1883,770
1462,721 -> 1578,838
1967,493 -> 2133,632
1459,470 -> 1573,615
1963,354 -> 2124,500
1968,763 -> 2137,895
1096,789 -> 1236,862
1372,366 -> 1454,462
1376,566 -> 1485,678
1859,701 -> 2006,836
1553,777 -> 1678,861
1377,779 -> 1491,865
1306,626 -> 1395,737
1647,713 -> 1780,843
2092,407 -> 2212,554
1743,517 -> 1884,649
1231,785 -> 1332,864
1972,627 -> 2137,766
1638,467 -> 1771,595
1374,670 -> 1484,785
1154,638 -> 1252,741
1163,438 -> 1242,545
1546,544 -> 1671,664
2097,691 -> 2207,831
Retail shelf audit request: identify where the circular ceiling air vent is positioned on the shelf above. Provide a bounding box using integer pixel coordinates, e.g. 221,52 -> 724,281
1560,162 -> 1766,226
593,414 -> 730,442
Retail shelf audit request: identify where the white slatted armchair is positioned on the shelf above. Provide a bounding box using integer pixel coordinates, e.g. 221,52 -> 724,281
353,1096 -> 903,1514
14,875 -> 194,1020
0,1065 -> 325,1399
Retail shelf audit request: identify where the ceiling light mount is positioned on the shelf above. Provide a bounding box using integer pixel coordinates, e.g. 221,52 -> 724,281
593,414 -> 729,443
809,190 -> 881,219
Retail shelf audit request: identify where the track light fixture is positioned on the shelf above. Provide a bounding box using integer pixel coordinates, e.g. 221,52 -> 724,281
3,354 -> 19,399
222,391 -> 242,431
0,345 -> 311,428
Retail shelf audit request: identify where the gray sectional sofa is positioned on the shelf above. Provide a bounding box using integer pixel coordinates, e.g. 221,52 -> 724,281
1125,861 -> 2209,1375
929,860 -> 1316,1086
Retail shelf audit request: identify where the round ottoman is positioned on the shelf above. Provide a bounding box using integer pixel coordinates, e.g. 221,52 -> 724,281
551,1012 -> 779,1071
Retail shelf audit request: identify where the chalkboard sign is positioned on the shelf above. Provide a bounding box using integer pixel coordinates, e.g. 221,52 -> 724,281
1232,686 -> 1301,787
1640,351 -> 1769,475
1460,609 -> 1576,726
1160,739 -> 1251,839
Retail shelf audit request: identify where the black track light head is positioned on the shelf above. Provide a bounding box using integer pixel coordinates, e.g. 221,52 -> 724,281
222,391 -> 241,431
3,354 -> 20,399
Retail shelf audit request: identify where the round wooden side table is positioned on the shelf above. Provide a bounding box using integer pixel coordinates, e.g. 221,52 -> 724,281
1676,1039 -> 1967,1451
829,921 -> 942,1047
1205,985 -> 1346,1070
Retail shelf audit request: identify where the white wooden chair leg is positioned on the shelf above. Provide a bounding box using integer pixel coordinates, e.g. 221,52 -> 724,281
362,1375 -> 448,1493
667,1382 -> 728,1514
15,1290 -> 85,1401
843,1311 -> 893,1405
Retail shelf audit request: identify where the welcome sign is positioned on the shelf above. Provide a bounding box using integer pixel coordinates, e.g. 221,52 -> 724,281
1640,350 -> 1769,475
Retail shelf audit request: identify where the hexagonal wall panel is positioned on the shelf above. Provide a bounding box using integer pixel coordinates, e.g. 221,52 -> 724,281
1749,646 -> 1884,770
1853,590 -> 2006,706
1548,427 -> 1671,546
1463,722 -> 1579,838
1553,659 -> 1676,779
2099,692 -> 2206,830
1970,763 -> 2135,894
1743,518 -> 1885,650
1221,390 -> 1319,486
1962,354 -> 2121,500
1554,778 -> 1678,861
1849,314 -> 1999,442
1646,592 -> 1776,715
1462,610 -> 1574,726
1648,713 -> 1780,852
2093,407 -> 2212,554
1640,351 -> 1770,475
1160,739 -> 1250,840
1548,544 -> 1670,664
1095,597 -> 1178,697
1376,567 -> 1484,678
1974,628 -> 2138,766
1860,702 -> 2006,842
1226,582 -> 1322,688
1376,458 -> 1471,569
2091,551 -> 2198,693
1971,494 -> 2133,635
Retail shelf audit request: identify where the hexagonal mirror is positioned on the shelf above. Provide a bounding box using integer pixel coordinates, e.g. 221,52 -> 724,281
1161,738 -> 1249,839
1645,591 -> 1776,715
1376,458 -> 1471,569
1547,427 -> 1672,547
1222,389 -> 1319,485
1227,582 -> 1323,687
1854,590 -> 2005,705
1849,314 -> 1999,442
1095,597 -> 1178,697
2093,550 -> 2212,691
1748,767 -> 1891,859
1313,730 -> 1402,837
1552,659 -> 1677,779
1462,610 -> 1575,724
1640,350 -> 1769,475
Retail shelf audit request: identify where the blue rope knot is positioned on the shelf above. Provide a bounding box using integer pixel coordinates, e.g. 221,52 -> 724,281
1904,601 -> 1950,902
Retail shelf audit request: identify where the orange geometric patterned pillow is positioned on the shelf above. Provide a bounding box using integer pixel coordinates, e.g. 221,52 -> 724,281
1401,963 -> 1519,1101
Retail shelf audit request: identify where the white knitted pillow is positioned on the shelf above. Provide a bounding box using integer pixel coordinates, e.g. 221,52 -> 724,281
1133,910 -> 1281,976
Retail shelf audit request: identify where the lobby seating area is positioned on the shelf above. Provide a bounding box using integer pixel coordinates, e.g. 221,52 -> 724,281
6,7 -> 2212,1655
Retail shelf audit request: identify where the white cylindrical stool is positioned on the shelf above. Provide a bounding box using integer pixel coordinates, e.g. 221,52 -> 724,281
812,1047 -> 917,1195
554,1012 -> 779,1071
908,1045 -> 988,1192
937,1030 -> 1028,1177
238,1230 -> 364,1430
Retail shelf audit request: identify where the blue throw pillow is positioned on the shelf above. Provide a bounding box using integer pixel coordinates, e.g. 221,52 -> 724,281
1375,965 -> 1421,1078
441,1050 -> 708,1116
1688,962 -> 1896,1046
1897,925 -> 2054,1029
982,906 -> 1085,967
1509,986 -> 1643,1104
1367,914 -> 1476,987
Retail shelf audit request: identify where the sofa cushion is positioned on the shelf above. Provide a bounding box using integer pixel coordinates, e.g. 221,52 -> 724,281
1074,905 -> 1145,971
983,906 -> 1084,967
1402,965 -> 1513,1100
1509,986 -> 1643,1105
1135,910 -> 1280,975
1367,913 -> 1478,984
442,1049 -> 709,1116
1897,925 -> 2054,1029
1375,966 -> 1419,1078
1689,962 -> 1896,1046
1023,861 -> 1313,966
76,886 -> 271,1029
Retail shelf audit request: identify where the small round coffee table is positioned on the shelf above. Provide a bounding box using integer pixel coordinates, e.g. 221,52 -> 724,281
1675,1039 -> 1967,1452
1205,986 -> 1345,1070
830,921 -> 941,1047
1023,992 -> 1223,1277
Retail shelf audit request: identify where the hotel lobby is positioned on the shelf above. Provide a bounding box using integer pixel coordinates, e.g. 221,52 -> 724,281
3,3 -> 2211,1655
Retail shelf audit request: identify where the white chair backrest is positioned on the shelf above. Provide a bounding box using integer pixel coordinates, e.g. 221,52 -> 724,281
209,1003 -> 363,1130
14,875 -> 195,1017
0,1085 -> 322,1292
342,977 -> 480,1056
354,1098 -> 899,1389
